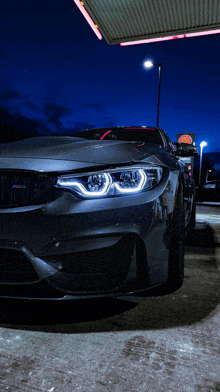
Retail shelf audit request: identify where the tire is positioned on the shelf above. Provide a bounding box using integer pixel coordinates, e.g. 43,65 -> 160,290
189,200 -> 196,229
159,182 -> 185,294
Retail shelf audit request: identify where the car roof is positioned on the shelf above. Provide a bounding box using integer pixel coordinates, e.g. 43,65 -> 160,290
83,126 -> 159,131
74,126 -> 166,146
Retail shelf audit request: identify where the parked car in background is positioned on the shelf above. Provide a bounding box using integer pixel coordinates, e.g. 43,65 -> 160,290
196,180 -> 220,203
0,126 -> 198,300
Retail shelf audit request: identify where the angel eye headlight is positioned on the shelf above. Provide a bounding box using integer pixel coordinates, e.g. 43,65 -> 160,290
114,170 -> 147,193
56,165 -> 163,198
56,173 -> 112,197
87,174 -> 107,192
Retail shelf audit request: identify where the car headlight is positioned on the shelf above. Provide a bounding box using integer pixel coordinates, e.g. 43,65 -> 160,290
56,165 -> 163,199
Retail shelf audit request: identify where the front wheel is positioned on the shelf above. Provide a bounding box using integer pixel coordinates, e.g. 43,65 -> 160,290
160,182 -> 185,294
189,200 -> 196,229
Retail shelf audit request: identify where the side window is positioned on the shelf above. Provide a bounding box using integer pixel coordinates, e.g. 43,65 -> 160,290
170,143 -> 177,152
160,130 -> 174,150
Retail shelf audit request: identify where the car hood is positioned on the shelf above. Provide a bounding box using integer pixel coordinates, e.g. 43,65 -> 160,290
0,136 -> 169,172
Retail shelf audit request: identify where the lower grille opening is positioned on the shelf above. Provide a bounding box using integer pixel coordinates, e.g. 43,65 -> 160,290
44,235 -> 137,291
0,280 -> 64,299
0,249 -> 39,283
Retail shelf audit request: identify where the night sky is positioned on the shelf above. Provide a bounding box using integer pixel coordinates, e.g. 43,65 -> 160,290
1,0 -> 220,152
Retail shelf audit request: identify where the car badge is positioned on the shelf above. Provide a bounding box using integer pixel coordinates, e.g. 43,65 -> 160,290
12,185 -> 27,189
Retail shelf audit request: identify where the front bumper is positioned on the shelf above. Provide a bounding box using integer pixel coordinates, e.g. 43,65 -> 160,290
0,168 -> 177,299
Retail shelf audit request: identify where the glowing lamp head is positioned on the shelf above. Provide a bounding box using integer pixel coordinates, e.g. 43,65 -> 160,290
144,61 -> 154,68
200,141 -> 207,148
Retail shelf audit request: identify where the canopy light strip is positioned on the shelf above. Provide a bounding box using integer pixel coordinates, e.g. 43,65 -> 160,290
120,29 -> 220,46
73,0 -> 102,40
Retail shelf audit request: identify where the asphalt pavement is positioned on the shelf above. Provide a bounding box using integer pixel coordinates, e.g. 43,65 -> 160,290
0,205 -> 220,392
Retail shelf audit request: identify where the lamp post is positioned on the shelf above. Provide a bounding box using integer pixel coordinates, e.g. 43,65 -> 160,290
199,141 -> 207,184
144,61 -> 162,128
206,169 -> 212,182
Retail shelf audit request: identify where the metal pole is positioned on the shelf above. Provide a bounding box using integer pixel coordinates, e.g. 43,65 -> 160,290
157,64 -> 162,128
199,146 -> 203,184
206,170 -> 211,182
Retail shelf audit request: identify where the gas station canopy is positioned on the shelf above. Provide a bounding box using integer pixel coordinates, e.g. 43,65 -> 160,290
73,0 -> 220,45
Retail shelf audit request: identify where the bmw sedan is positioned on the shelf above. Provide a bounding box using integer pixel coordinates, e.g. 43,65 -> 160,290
0,126 -> 198,299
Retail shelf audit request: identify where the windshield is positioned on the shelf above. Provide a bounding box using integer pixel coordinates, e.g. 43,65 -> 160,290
73,127 -> 164,145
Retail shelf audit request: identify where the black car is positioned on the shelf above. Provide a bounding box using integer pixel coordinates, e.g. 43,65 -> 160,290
196,180 -> 220,203
0,126 -> 198,299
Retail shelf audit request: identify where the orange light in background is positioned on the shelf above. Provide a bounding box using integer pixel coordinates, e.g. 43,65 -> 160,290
178,135 -> 193,144
73,0 -> 102,40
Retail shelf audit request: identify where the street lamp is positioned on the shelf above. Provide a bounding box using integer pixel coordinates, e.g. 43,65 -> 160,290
206,169 -> 212,182
144,60 -> 162,128
199,141 -> 207,184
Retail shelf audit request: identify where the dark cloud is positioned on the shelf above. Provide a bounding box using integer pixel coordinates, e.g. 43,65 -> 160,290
63,121 -> 95,136
0,97 -> 109,139
0,104 -> 96,139
103,120 -> 117,127
0,88 -> 21,101
0,107 -> 51,139
43,103 -> 71,126
78,103 -> 104,112
24,100 -> 41,111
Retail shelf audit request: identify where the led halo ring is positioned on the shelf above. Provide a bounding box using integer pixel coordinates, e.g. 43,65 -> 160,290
114,169 -> 147,193
57,173 -> 112,197
56,165 -> 163,198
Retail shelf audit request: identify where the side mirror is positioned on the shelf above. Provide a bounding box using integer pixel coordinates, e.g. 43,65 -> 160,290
172,142 -> 199,157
